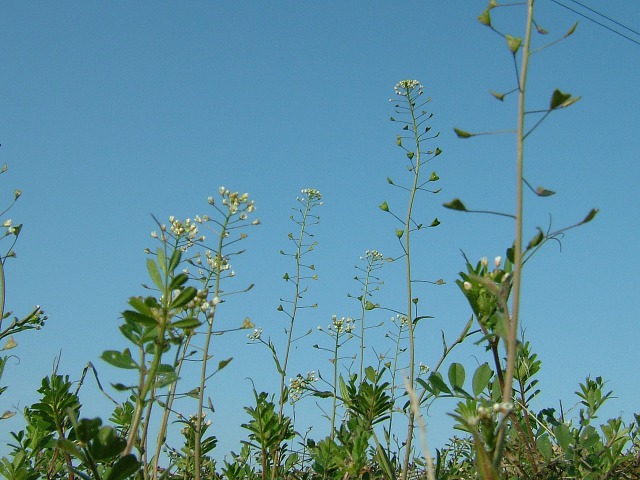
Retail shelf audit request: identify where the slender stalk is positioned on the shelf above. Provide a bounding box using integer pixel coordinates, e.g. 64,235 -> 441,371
503,0 -> 533,415
400,86 -> 424,480
278,200 -> 310,420
152,334 -> 193,480
358,271 -> 372,383
330,332 -> 339,441
0,255 -> 5,331
495,0 -> 535,467
194,214 -> 230,480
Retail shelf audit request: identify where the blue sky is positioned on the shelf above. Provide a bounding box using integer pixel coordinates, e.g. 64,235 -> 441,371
1,0 -> 639,461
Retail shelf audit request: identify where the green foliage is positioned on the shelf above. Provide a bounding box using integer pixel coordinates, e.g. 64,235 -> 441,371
241,390 -> 294,480
0,4 -> 637,479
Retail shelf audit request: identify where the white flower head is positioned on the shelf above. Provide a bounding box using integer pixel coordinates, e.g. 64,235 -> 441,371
394,79 -> 422,96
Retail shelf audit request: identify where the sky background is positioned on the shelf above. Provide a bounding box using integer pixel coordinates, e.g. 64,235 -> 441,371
1,0 -> 639,463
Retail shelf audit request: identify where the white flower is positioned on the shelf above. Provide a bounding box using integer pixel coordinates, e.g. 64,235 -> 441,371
494,256 -> 502,268
463,281 -> 472,291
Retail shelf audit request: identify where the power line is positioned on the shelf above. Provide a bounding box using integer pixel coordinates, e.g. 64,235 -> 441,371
549,0 -> 640,47
564,0 -> 640,37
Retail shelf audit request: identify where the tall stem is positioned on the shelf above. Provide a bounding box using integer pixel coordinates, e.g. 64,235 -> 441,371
194,215 -> 230,480
401,89 -> 423,480
495,0 -> 535,466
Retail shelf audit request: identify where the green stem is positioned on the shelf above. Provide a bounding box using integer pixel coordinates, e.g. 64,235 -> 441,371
495,0 -> 534,468
152,334 -> 192,480
278,199 -> 313,420
401,88 -> 423,480
0,254 -> 5,332
194,214 -> 230,480
358,270 -> 372,383
330,331 -> 340,442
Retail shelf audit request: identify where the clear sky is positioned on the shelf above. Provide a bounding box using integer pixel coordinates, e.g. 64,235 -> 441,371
1,0 -> 638,461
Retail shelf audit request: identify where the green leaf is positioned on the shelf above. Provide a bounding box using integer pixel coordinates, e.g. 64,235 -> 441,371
170,317 -> 201,329
472,363 -> 493,397
146,258 -> 163,290
448,363 -> 466,390
170,286 -> 198,310
103,454 -> 141,480
506,35 -> 522,55
338,375 -> 349,401
407,152 -> 414,160
429,171 -> 439,181
549,89 -> 571,109
535,186 -> 556,197
111,383 -> 134,391
490,90 -> 505,101
477,8 -> 491,26
565,21 -> 578,37
428,372 -> 452,395
364,301 -> 376,311
75,417 -> 102,443
157,247 -> 167,275
122,310 -> 157,327
154,372 -> 178,389
581,208 -> 599,224
379,201 -> 389,212
395,229 -> 404,239
536,24 -> 549,35
554,423 -> 573,452
89,426 -> 126,461
453,128 -> 474,139
506,245 -> 515,263
128,296 -> 153,317
312,390 -> 333,399
168,248 -> 182,272
169,272 -> 189,290
443,198 -> 468,211
429,218 -> 441,227
217,358 -> 233,370
57,438 -> 85,460
101,350 -> 139,370
526,228 -> 544,250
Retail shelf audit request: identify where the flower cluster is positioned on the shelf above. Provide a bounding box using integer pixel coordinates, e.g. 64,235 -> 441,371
2,219 -> 17,236
150,216 -> 206,251
300,188 -> 322,202
468,402 -> 515,428
361,249 -> 384,262
217,186 -> 256,216
481,256 -> 502,270
394,79 -> 423,96
328,315 -> 355,335
390,314 -> 408,327
247,327 -> 262,341
179,412 -> 212,436
289,371 -> 318,403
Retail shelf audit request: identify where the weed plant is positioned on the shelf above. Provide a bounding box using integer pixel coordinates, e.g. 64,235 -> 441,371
1,2 -> 639,479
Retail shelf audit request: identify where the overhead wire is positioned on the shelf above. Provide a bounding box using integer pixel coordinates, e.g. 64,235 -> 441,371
548,0 -> 640,47
563,0 -> 640,37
